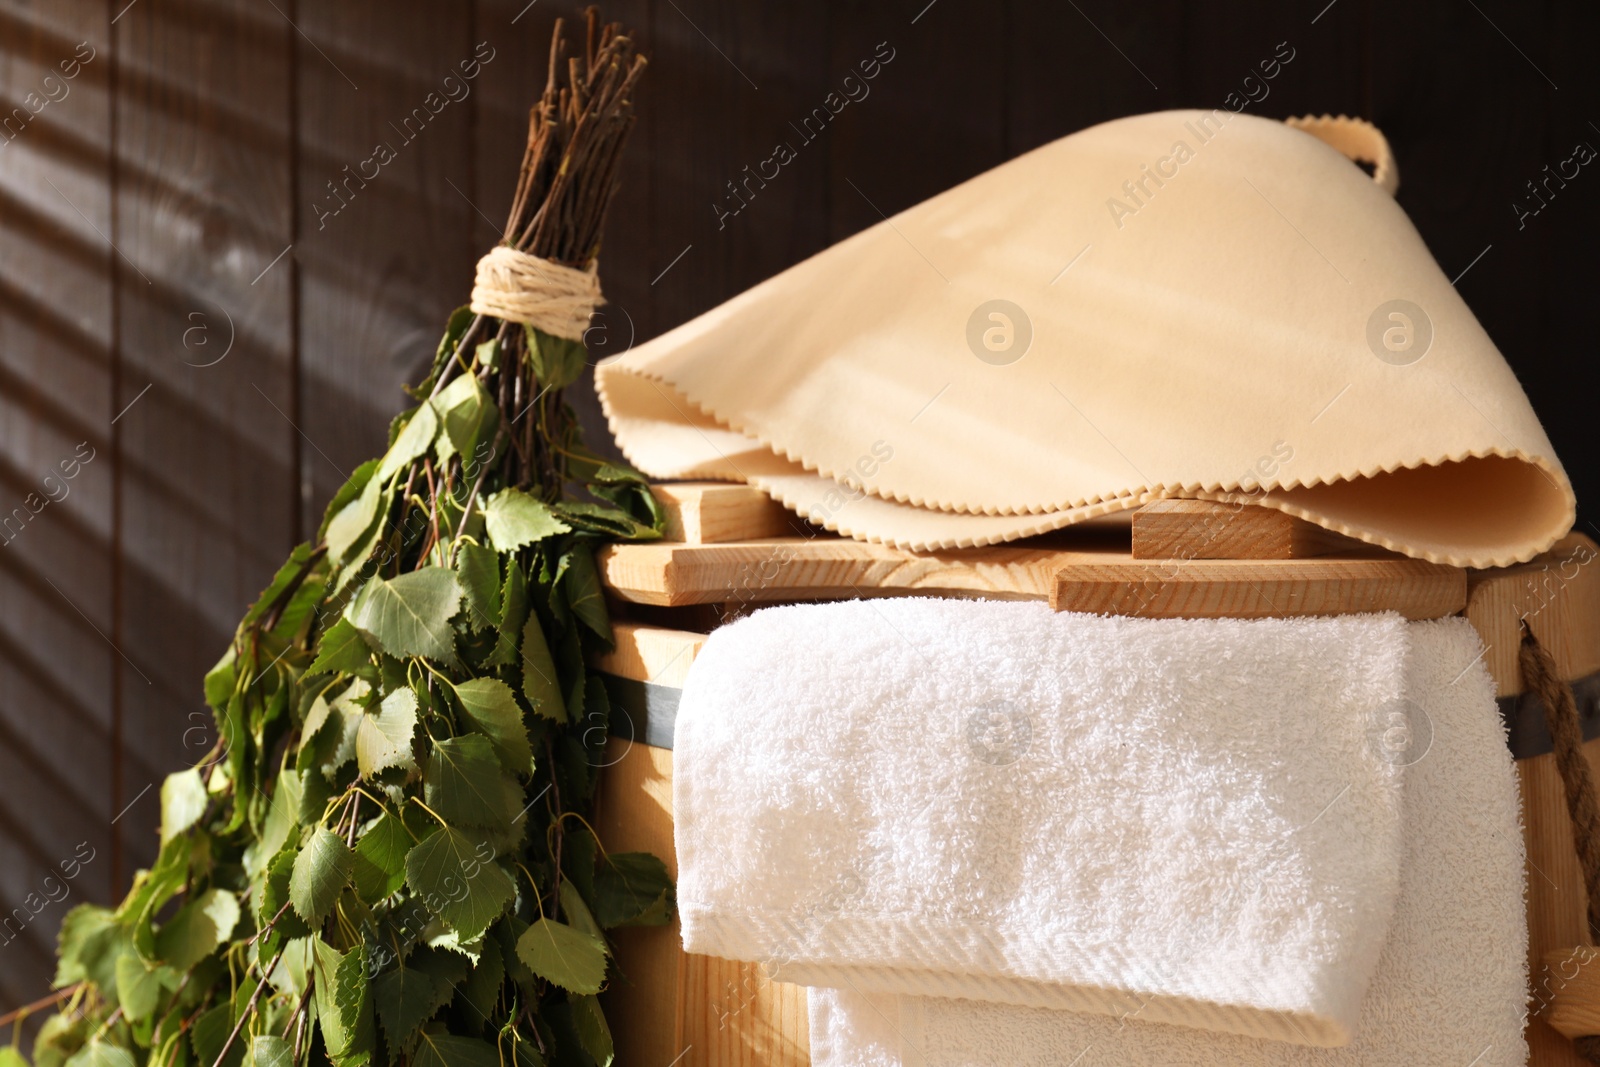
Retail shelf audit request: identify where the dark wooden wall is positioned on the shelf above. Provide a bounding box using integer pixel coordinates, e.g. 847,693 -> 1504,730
0,0 -> 1593,1006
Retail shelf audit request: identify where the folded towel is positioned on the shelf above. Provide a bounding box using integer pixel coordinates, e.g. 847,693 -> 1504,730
674,600 -> 1412,1047
808,617 -> 1529,1067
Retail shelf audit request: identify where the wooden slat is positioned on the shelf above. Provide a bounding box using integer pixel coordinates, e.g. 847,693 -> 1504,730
599,536 -> 1468,620
0,0 -> 117,1004
1467,535 -> 1600,1061
654,482 -> 795,544
591,622 -> 705,688
594,739 -> 685,1067
1131,499 -> 1360,560
1051,555 -> 1465,619
1467,536 -> 1600,699
294,3 -> 475,536
113,0 -> 296,874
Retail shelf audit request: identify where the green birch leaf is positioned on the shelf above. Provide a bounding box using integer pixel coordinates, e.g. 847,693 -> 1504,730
572,994 -> 615,1067
326,468 -> 388,567
413,1034 -> 500,1067
307,617 -> 372,677
159,768 -> 207,844
557,880 -> 604,943
403,827 -> 514,942
486,559 -> 527,669
154,888 -> 239,972
559,544 -> 612,643
54,904 -> 125,991
191,1002 -> 243,1067
356,687 -> 419,778
520,613 -> 566,723
319,459 -> 380,541
352,812 -> 412,904
454,543 -> 501,632
425,735 -> 509,829
311,703 -> 361,783
289,827 -> 354,927
410,305 -> 474,401
203,644 -> 236,714
250,1036 -> 293,1067
455,936 -> 504,1030
348,567 -> 462,662
452,678 -> 532,774
524,325 -> 587,391
592,852 -> 675,929
483,489 -> 570,553
436,372 -> 500,463
65,1039 -> 137,1067
114,954 -> 163,1022
244,542 -> 320,625
554,500 -> 659,541
259,849 -> 312,958
311,939 -> 372,1067
376,400 -> 439,484
372,955 -> 454,1055
246,770 -> 302,878
515,917 -> 608,995
298,692 -> 336,754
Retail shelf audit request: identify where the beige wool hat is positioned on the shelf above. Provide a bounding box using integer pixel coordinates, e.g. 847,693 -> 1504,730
597,110 -> 1573,568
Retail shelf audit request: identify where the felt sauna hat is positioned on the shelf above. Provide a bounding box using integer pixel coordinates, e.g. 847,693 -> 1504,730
597,110 -> 1574,567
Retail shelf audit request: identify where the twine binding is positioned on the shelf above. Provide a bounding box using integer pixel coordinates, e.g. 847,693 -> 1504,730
1521,623 -> 1600,1062
469,245 -> 601,341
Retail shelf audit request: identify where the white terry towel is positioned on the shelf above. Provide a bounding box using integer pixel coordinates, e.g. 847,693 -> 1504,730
807,617 -> 1529,1067
674,600 -> 1413,1047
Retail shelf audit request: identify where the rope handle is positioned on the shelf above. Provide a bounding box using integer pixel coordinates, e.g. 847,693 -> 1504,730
1521,624 -> 1600,1062
1284,114 -> 1399,197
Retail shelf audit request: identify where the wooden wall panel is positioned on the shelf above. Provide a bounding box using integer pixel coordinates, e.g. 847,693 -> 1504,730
0,0 -> 115,1007
293,3 -> 476,538
111,0 -> 296,876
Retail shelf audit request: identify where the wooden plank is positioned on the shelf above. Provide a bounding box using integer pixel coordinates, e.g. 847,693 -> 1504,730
599,536 -> 1468,619
0,0 -> 116,1005
1467,535 -> 1600,1065
1468,536 -> 1600,698
111,0 -> 297,876
654,482 -> 796,543
1543,947 -> 1600,1040
1131,499 -> 1359,560
594,738 -> 686,1067
293,3 -> 475,537
682,954 -> 810,1067
1052,556 -> 1465,619
591,621 -> 706,688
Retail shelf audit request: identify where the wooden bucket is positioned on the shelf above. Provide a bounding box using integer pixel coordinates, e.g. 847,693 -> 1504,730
590,485 -> 1600,1067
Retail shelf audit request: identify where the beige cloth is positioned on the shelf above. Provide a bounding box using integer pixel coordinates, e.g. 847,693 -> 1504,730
597,110 -> 1573,566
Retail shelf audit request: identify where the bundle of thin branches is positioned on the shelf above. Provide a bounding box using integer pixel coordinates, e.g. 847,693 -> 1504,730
36,11 -> 665,1067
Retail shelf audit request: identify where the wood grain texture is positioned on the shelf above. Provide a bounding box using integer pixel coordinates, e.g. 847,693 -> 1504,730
0,0 -> 115,1005
655,481 -> 796,543
1468,535 -> 1600,1066
591,621 -> 705,687
1052,554 -> 1466,619
599,534 -> 1468,620
1131,499 -> 1360,560
594,738 -> 685,1067
1542,947 -> 1600,1040
110,0 -> 296,875
593,735 -> 811,1067
293,3 -> 475,537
